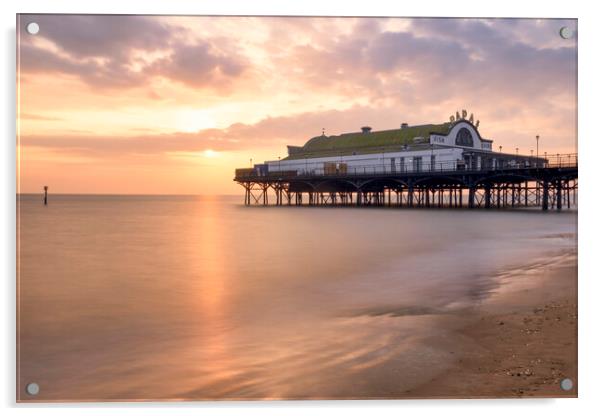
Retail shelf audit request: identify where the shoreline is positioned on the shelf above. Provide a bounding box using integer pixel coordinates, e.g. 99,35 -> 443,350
406,250 -> 577,398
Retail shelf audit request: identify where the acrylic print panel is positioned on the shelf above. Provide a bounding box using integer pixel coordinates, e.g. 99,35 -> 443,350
16,14 -> 578,402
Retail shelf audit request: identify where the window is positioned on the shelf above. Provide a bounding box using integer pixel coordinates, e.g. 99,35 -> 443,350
455,128 -> 474,147
400,157 -> 405,172
413,157 -> 422,172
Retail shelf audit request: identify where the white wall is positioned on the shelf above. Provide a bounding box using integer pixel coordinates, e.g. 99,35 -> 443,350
266,148 -> 464,174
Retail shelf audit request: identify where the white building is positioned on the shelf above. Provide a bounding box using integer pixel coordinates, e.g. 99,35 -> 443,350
256,119 -> 541,176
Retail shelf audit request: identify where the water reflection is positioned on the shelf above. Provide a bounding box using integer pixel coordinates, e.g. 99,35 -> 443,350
17,195 -> 577,400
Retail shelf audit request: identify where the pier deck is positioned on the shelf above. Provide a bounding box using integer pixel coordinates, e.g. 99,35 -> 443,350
234,154 -> 577,210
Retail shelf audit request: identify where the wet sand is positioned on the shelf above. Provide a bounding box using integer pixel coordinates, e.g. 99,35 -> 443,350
407,253 -> 577,399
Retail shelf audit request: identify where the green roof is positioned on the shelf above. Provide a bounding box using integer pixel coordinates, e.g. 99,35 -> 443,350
284,123 -> 452,160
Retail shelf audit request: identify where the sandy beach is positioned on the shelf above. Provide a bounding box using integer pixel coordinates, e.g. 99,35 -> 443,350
407,251 -> 577,399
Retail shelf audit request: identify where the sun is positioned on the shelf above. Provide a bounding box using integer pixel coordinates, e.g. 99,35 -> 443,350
203,149 -> 218,158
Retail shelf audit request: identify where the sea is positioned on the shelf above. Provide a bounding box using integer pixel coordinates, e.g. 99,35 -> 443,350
16,194 -> 577,400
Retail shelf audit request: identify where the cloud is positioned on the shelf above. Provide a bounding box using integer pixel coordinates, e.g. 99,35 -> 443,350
19,15 -> 248,90
20,97 -> 576,166
18,16 -> 576,111
365,30 -> 470,73
20,15 -> 173,59
19,42 -> 147,88
150,43 -> 247,88
19,106 -> 410,158
254,17 -> 576,132
19,113 -> 62,121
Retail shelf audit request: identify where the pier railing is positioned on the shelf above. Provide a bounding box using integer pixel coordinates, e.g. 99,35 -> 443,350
235,153 -> 577,180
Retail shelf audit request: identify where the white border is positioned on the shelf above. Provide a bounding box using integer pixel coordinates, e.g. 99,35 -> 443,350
3,1 -> 601,414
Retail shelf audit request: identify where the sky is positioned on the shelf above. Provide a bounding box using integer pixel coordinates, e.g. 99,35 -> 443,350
17,15 -> 577,195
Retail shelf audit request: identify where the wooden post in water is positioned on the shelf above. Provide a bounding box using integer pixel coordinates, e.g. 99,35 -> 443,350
43,186 -> 48,205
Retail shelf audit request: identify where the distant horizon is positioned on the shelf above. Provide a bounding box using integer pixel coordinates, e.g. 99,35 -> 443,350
16,192 -> 241,197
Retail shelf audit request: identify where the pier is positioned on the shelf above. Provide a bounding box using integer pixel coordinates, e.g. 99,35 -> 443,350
234,153 -> 577,211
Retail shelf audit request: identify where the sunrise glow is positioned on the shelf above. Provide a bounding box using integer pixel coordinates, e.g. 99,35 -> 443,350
17,15 -> 577,195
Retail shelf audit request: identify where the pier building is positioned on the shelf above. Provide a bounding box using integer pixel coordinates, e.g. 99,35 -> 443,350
234,115 -> 577,210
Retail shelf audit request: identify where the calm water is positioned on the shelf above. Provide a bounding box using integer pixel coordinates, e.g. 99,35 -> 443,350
17,194 -> 577,400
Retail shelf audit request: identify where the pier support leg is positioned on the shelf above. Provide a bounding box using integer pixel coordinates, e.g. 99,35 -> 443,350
264,184 -> 269,205
484,185 -> 491,209
573,181 -> 577,206
556,180 -> 562,210
468,186 -> 475,209
244,184 -> 250,205
542,181 -> 549,211
496,184 -> 501,208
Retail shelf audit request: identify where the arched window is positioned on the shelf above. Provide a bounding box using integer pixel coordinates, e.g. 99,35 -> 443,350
455,128 -> 474,147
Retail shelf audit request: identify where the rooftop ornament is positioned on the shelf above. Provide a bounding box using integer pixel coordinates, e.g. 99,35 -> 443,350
449,109 -> 480,129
